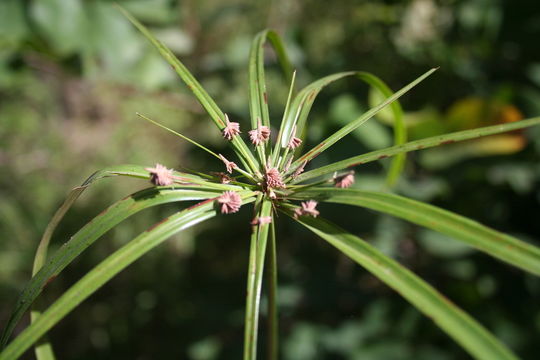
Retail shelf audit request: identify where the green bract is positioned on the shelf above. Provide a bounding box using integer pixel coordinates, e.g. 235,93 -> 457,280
2,6 -> 540,360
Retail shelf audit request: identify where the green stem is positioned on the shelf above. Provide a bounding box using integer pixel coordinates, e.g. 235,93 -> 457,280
266,221 -> 278,360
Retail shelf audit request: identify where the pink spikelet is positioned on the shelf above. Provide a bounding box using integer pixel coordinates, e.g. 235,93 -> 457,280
219,154 -> 238,174
265,165 -> 285,189
221,114 -> 241,140
145,163 -> 176,186
248,118 -> 271,146
251,216 -> 272,226
217,191 -> 242,214
287,126 -> 302,149
294,200 -> 320,218
334,171 -> 355,188
291,161 -> 307,179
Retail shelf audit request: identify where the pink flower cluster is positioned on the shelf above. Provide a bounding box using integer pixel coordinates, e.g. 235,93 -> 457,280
294,200 -> 319,218
334,171 -> 355,188
219,154 -> 238,174
222,114 -> 241,140
251,216 -> 272,225
217,191 -> 242,214
145,163 -> 176,186
265,166 -> 285,189
248,119 -> 271,146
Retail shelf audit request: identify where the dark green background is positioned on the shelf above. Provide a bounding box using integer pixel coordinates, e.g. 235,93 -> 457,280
1,0 -> 540,359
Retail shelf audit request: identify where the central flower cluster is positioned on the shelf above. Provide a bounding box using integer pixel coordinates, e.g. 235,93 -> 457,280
146,113 -> 354,220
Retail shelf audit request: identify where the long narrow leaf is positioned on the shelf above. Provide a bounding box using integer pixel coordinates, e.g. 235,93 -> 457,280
248,29 -> 293,129
288,212 -> 518,360
291,68 -> 436,170
30,164 -> 232,277
0,194 -> 257,360
274,71 -> 406,178
248,30 -> 293,166
278,72 -> 354,152
294,116 -> 540,183
116,5 -> 259,173
1,188 -> 228,348
244,199 -> 273,360
24,164 -> 179,360
356,73 -> 406,186
290,188 -> 540,275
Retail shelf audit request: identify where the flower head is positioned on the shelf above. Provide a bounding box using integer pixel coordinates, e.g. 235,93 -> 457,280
265,166 -> 285,189
287,126 -> 302,149
222,114 -> 241,140
217,191 -> 242,214
334,171 -> 355,188
251,216 -> 272,226
219,154 -> 238,174
248,118 -> 271,146
145,163 -> 176,186
294,200 -> 319,218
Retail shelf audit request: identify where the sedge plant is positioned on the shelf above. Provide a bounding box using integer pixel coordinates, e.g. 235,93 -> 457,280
2,7 -> 540,360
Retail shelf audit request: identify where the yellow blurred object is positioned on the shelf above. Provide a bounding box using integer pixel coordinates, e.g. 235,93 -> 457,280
446,97 -> 523,130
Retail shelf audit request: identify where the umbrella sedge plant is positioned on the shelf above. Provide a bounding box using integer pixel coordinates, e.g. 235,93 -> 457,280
2,6 -> 540,360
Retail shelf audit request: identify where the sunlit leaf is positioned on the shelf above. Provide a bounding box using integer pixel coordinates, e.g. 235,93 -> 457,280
0,194 -> 256,360
289,188 -> 540,275
295,116 -> 540,183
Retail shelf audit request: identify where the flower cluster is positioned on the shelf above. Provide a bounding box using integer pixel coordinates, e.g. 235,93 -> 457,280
217,191 -> 242,214
294,200 -> 319,218
222,114 -> 241,140
145,164 -> 176,186
146,114 -> 331,219
248,119 -> 271,146
334,171 -> 355,188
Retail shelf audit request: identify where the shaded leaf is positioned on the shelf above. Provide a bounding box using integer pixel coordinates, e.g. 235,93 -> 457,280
288,212 -> 519,360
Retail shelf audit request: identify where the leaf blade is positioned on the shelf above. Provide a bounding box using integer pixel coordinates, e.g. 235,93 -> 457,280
291,68 -> 437,169
295,116 -> 540,183
248,30 -> 294,165
288,212 -> 518,360
116,5 -> 259,173
244,199 -> 273,360
0,188 -> 232,348
355,72 -> 406,186
0,194 -> 257,360
290,188 -> 540,275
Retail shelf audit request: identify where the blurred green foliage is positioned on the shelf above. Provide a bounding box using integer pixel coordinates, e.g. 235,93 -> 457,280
1,0 -> 540,359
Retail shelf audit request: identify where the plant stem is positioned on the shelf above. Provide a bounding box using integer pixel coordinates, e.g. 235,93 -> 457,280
266,221 -> 278,360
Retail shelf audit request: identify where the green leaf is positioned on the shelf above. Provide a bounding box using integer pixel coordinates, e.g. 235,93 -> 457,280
290,68 -> 436,173
289,188 -> 540,276
244,198 -> 273,360
248,30 -> 293,166
0,194 -> 256,360
30,163 -> 235,282
288,212 -> 519,360
1,187 -> 231,349
355,73 -> 406,187
280,72 -> 354,152
248,29 -> 293,129
294,116 -> 540,183
116,5 -> 259,173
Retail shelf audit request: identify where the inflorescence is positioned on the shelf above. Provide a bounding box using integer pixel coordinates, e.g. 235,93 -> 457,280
145,114 -> 355,217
